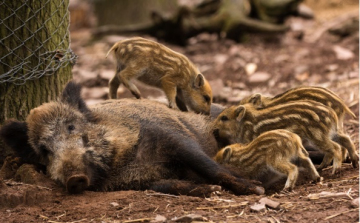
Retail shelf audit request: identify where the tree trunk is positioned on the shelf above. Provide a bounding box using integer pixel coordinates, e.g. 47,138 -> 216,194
0,0 -> 73,162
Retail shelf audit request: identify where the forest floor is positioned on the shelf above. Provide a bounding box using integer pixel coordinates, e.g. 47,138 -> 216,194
0,2 -> 359,223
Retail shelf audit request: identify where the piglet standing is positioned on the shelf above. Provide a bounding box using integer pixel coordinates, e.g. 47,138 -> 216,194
106,37 -> 213,115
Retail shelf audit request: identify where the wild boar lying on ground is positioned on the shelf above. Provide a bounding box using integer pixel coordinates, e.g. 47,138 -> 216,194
0,82 -> 263,196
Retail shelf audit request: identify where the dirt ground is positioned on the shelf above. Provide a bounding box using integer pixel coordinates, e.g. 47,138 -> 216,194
1,1 -> 359,223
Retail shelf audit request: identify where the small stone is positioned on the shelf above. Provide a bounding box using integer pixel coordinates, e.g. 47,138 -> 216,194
245,63 -> 257,76
151,215 -> 167,223
250,202 -> 266,212
248,72 -> 271,83
110,202 -> 119,207
325,64 -> 339,72
214,54 -> 228,65
173,214 -> 207,222
351,198 -> 359,208
295,72 -> 309,82
333,45 -> 354,60
259,197 -> 280,209
294,65 -> 309,75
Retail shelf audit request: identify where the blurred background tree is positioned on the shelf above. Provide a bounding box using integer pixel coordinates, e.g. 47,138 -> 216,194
93,0 -> 178,27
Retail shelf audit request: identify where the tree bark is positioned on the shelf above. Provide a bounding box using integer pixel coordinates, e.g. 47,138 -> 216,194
0,0 -> 73,162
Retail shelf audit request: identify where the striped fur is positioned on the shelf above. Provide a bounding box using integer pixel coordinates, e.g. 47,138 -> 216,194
212,100 -> 359,174
214,130 -> 321,191
106,37 -> 212,115
239,86 -> 356,128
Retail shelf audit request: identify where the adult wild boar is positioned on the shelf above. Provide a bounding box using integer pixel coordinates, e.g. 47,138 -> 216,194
0,82 -> 264,196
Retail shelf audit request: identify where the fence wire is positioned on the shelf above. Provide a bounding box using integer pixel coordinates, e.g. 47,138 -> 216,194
0,0 -> 77,85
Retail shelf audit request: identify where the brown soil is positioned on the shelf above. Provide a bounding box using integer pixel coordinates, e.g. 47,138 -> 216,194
1,2 -> 359,223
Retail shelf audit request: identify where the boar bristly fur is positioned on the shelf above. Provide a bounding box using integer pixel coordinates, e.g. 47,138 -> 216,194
0,120 -> 39,165
1,82 -> 263,196
106,37 -> 213,115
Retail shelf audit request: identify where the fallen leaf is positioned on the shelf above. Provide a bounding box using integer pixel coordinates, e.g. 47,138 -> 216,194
250,202 -> 266,212
333,45 -> 355,60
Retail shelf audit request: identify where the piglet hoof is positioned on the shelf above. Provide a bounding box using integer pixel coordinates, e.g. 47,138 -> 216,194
311,177 -> 323,184
280,188 -> 294,195
351,159 -> 359,169
331,168 -> 341,176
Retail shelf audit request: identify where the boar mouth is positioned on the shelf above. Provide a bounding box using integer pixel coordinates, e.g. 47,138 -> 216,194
66,174 -> 90,194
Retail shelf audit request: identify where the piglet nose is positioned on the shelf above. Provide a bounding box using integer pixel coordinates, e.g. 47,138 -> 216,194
66,174 -> 89,194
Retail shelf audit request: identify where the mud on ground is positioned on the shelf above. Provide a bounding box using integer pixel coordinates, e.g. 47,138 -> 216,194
1,2 -> 359,223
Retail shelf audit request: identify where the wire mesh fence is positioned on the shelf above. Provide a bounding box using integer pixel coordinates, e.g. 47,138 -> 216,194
0,0 -> 77,85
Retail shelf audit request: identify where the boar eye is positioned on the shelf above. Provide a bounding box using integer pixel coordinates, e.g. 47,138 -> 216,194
68,124 -> 75,132
203,95 -> 211,103
220,115 -> 228,121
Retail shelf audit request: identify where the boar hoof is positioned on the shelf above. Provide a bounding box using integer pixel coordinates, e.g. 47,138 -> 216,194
254,186 -> 265,195
66,175 -> 89,194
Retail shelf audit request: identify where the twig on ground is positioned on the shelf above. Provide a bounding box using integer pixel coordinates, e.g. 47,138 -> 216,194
324,208 -> 359,220
145,192 -> 178,198
197,202 -> 248,210
4,180 -> 53,191
123,218 -> 152,223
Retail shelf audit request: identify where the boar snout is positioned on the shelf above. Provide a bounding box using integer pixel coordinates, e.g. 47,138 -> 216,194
66,174 -> 90,194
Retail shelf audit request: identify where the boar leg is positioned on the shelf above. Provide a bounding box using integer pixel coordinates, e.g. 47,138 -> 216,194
316,139 -> 342,174
175,89 -> 188,112
118,67 -> 141,99
149,179 -> 221,197
272,161 -> 298,191
0,120 -> 41,165
161,77 -> 179,110
109,75 -> 121,99
332,133 -> 359,168
297,156 -> 321,182
172,140 -> 264,195
109,63 -> 124,99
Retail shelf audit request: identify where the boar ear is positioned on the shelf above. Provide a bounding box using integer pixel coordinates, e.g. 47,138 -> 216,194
249,94 -> 262,107
222,147 -> 233,162
194,74 -> 205,88
234,106 -> 246,122
0,120 -> 40,164
151,11 -> 164,24
61,82 -> 96,121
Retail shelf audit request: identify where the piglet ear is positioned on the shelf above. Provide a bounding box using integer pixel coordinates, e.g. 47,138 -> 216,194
0,120 -> 40,164
222,147 -> 233,163
61,81 -> 96,122
194,74 -> 205,88
249,93 -> 262,107
234,105 -> 246,122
